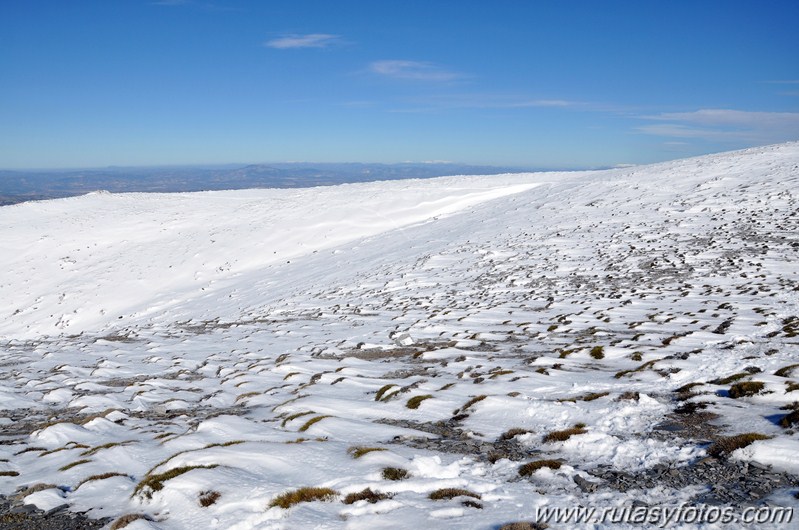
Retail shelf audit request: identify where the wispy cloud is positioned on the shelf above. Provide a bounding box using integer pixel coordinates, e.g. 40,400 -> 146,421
637,109 -> 799,143
265,34 -> 340,49
369,60 -> 463,82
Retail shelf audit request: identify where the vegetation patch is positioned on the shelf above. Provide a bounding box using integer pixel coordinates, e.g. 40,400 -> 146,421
342,487 -> 392,504
543,424 -> 587,443
428,488 -> 481,501
347,446 -> 386,459
406,394 -> 433,409
268,487 -> 338,509
298,415 -> 332,432
728,381 -> 765,398
0,471 -> 20,477
382,467 -> 410,480
518,460 -> 562,477
707,433 -> 772,457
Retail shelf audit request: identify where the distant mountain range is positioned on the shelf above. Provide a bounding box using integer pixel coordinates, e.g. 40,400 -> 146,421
0,162 -> 546,205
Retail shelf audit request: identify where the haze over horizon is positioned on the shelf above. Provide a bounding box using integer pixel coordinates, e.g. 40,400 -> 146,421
2,0 -> 798,170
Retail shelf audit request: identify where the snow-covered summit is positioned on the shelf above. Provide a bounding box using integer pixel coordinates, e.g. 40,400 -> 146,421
1,143 -> 798,529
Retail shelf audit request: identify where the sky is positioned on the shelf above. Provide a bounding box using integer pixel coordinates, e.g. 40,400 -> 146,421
1,0 -> 798,169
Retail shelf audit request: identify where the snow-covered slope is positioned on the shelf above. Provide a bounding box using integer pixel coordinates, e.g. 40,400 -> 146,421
1,143 -> 798,529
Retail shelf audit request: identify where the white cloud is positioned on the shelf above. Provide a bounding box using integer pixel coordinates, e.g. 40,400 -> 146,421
265,34 -> 339,49
369,60 -> 462,82
637,109 -> 799,142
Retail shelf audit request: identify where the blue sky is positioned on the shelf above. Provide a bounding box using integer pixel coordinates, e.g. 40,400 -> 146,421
1,0 -> 798,169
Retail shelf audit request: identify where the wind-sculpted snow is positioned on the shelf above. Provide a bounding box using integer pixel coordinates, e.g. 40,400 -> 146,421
1,143 -> 798,529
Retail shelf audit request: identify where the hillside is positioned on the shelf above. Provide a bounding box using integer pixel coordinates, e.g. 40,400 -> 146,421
1,143 -> 798,529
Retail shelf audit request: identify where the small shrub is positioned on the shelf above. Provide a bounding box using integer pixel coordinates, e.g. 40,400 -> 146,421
707,433 -> 771,457
342,487 -> 391,504
347,446 -> 386,459
589,346 -> 605,360
406,394 -> 433,409
0,471 -> 20,477
787,382 -> 799,393
268,487 -> 337,509
298,415 -> 332,432
199,490 -> 221,507
428,488 -> 481,500
728,381 -> 765,398
617,391 -> 640,401
381,467 -> 410,480
543,425 -> 587,443
462,499 -> 483,509
518,460 -> 561,476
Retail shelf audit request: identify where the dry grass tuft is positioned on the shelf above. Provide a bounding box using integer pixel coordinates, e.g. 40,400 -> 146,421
347,446 -> 386,459
775,364 -> 799,378
133,465 -> 219,500
589,346 -> 605,359
712,372 -> 749,385
59,459 -> 91,471
297,415 -> 332,432
0,471 -> 20,477
728,381 -> 765,398
268,487 -> 338,509
461,394 -> 487,410
381,467 -> 410,481
428,487 -> 481,500
518,460 -> 562,476
406,394 -> 433,409
375,384 -> 396,401
499,428 -> 533,441
342,487 -> 392,505
543,424 -> 587,443
110,514 -> 149,530
779,410 -> 799,428
707,433 -> 772,457
77,472 -> 128,489
199,490 -> 221,507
